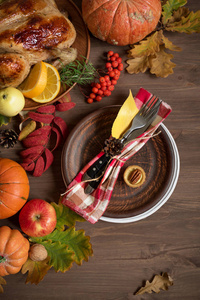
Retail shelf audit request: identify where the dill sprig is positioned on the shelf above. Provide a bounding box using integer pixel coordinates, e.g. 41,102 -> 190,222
59,58 -> 98,87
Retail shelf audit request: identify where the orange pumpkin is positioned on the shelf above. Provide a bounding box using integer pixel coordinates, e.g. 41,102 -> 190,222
0,226 -> 30,276
0,158 -> 30,219
82,0 -> 162,46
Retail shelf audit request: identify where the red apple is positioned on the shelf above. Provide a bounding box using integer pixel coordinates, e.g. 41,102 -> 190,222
19,198 -> 57,237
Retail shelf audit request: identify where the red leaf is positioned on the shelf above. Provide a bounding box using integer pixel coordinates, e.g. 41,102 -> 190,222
53,117 -> 68,138
21,159 -> 35,171
44,148 -> 54,172
51,126 -> 62,151
28,112 -> 54,124
28,125 -> 51,137
22,134 -> 49,148
55,102 -> 76,112
20,146 -> 44,158
33,156 -> 45,177
37,105 -> 56,114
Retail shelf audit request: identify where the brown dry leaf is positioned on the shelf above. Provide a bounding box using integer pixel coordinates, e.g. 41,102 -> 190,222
21,257 -> 51,285
127,31 -> 162,58
135,272 -> 173,295
149,45 -> 176,78
126,56 -> 151,74
0,276 -> 6,293
161,34 -> 182,51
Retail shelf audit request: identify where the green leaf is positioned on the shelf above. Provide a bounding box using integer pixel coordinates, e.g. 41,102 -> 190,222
0,276 -> 6,293
51,199 -> 85,230
128,31 -> 162,58
30,228 -> 93,268
166,10 -> 200,33
0,114 -> 11,127
21,258 -> 51,285
29,238 -> 74,273
162,0 -> 187,24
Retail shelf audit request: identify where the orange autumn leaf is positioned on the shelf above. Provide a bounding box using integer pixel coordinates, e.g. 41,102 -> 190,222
21,258 -> 51,285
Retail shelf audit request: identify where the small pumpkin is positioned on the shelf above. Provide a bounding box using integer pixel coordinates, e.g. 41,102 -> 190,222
0,158 -> 30,219
0,226 -> 30,276
82,0 -> 162,46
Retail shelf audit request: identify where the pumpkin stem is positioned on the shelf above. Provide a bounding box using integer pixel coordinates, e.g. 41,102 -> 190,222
0,256 -> 7,263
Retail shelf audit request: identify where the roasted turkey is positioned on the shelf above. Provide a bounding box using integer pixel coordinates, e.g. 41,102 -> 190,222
0,0 -> 77,88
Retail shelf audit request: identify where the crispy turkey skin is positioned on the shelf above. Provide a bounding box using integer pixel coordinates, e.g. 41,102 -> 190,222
0,0 -> 77,88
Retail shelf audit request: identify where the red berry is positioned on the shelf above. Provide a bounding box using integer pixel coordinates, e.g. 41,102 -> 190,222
101,86 -> 107,91
101,81 -> 107,87
113,53 -> 119,58
95,83 -> 101,89
110,56 -> 116,62
109,71 -> 115,77
107,66 -> 113,72
112,61 -> 118,68
111,79 -> 117,85
118,63 -> 124,71
116,57 -> 122,63
87,98 -> 93,104
106,80 -> 111,86
96,96 -> 102,102
104,75 -> 110,81
98,89 -> 104,95
107,50 -> 114,57
99,77 -> 105,83
106,62 -> 112,68
92,87 -> 98,93
104,90 -> 110,96
108,85 -> 114,91
113,75 -> 120,80
107,91 -> 111,96
114,69 -> 120,75
90,93 -> 96,99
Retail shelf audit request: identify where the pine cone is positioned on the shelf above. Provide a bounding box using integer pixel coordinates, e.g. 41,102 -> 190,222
0,129 -> 18,148
103,137 -> 123,156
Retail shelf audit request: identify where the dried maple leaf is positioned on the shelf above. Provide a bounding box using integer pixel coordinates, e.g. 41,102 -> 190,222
149,45 -> 176,77
135,272 -> 173,295
21,258 -> 51,285
0,276 -> 6,293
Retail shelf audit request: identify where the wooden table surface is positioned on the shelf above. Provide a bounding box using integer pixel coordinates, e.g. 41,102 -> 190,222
1,0 -> 200,299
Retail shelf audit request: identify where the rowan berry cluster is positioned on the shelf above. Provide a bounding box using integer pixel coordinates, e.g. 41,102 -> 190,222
87,51 -> 124,103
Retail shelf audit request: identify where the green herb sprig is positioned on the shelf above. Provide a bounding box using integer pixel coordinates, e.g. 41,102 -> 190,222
59,58 -> 98,88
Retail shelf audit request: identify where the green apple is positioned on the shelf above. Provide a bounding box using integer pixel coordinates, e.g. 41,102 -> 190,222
0,87 -> 25,117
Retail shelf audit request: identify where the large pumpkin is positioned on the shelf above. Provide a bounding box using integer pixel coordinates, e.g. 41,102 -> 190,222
82,0 -> 162,46
0,158 -> 30,219
0,226 -> 30,276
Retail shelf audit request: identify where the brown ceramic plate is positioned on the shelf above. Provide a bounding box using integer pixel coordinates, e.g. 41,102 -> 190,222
23,0 -> 90,110
61,106 -> 180,223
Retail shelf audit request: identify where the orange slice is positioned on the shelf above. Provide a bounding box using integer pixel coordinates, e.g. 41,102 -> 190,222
32,63 -> 61,103
20,61 -> 47,98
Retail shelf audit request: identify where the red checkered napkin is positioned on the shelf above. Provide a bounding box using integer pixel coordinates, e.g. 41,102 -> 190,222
61,88 -> 172,223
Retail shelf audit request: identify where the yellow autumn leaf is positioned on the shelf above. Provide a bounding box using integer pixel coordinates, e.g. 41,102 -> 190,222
0,276 -> 6,293
161,34 -> 182,51
21,257 -> 51,285
149,45 -> 176,78
127,31 -> 162,58
111,90 -> 138,139
135,272 -> 173,295
126,56 -> 151,74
